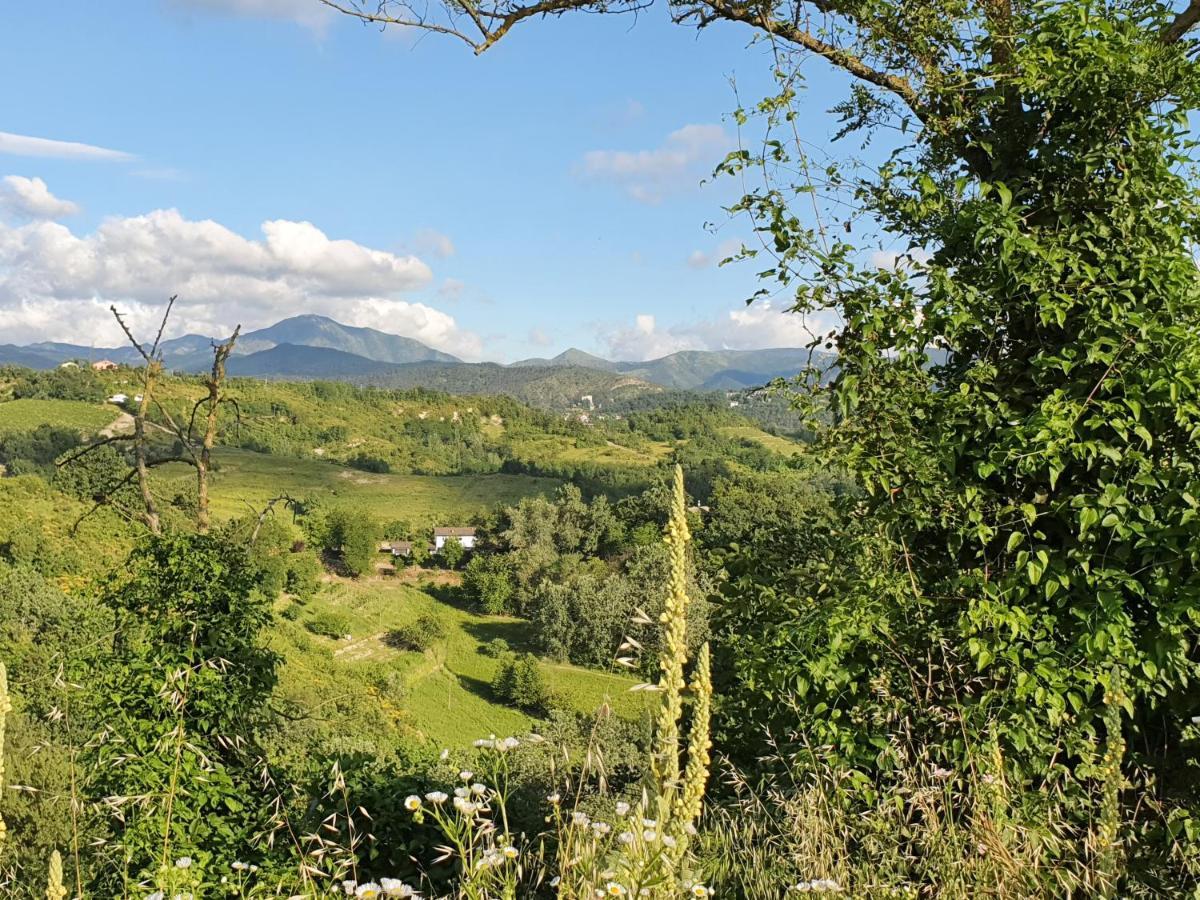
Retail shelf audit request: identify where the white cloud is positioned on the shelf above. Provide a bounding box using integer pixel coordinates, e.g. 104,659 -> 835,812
870,247 -> 932,270
527,327 -> 552,347
0,179 -> 481,358
0,131 -> 134,162
437,277 -> 466,302
686,237 -> 743,269
165,0 -> 336,30
603,302 -> 841,361
0,176 -> 80,220
579,124 -> 731,204
410,227 -> 455,259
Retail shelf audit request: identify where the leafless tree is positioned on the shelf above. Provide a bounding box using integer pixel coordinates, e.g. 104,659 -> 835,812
62,299 -> 241,535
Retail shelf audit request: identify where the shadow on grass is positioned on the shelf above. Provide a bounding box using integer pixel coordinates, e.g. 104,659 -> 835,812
461,619 -> 536,653
420,581 -> 474,609
454,671 -> 505,706
453,669 -> 551,719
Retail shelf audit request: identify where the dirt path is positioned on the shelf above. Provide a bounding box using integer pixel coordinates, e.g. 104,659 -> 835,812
332,631 -> 388,659
99,411 -> 134,438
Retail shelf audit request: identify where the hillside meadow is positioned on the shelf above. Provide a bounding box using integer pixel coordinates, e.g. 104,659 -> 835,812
152,447 -> 563,525
275,575 -> 647,748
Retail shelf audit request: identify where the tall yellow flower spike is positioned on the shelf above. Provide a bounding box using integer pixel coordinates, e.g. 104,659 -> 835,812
46,849 -> 67,900
632,467 -> 713,896
651,466 -> 691,793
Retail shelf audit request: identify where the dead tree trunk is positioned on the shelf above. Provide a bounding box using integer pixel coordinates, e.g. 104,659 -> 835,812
196,326 -> 240,534
110,300 -> 177,535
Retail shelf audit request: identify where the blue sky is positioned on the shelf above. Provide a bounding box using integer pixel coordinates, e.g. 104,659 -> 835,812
0,0 -> 858,361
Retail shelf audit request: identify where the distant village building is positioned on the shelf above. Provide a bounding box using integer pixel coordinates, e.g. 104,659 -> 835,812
91,359 -> 118,371
580,394 -> 595,411
379,540 -> 413,558
58,361 -> 79,369
106,393 -> 128,405
433,527 -> 476,552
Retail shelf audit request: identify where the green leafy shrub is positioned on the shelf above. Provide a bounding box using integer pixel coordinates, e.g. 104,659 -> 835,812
84,534 -> 279,890
480,637 -> 511,658
306,608 -> 352,639
386,613 -> 446,652
463,553 -> 516,614
491,652 -> 547,711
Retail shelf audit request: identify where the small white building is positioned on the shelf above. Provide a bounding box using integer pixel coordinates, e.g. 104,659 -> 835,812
433,527 -> 476,552
106,393 -> 128,405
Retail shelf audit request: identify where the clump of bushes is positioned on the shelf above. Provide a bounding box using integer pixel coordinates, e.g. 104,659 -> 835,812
481,637 -> 511,658
491,653 -> 547,711
305,609 -> 352,639
386,613 -> 445,652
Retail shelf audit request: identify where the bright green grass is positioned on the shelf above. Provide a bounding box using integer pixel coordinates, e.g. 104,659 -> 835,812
0,475 -> 136,583
719,425 -> 805,456
279,578 -> 647,748
154,447 -> 562,524
508,434 -> 672,469
0,398 -> 118,434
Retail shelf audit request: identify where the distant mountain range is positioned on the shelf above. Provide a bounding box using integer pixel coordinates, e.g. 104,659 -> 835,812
513,346 -> 829,391
1,313 -> 830,404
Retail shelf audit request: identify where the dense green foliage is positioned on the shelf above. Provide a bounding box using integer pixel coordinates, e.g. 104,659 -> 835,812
85,534 -> 279,889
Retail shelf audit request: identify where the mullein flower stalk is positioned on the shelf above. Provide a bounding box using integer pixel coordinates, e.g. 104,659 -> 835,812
673,642 -> 711,850
651,465 -> 691,794
45,849 -> 67,900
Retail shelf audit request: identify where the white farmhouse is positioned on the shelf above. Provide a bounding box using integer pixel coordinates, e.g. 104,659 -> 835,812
433,526 -> 476,552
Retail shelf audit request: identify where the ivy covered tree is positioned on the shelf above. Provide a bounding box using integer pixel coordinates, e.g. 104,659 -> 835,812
329,0 -> 1200,885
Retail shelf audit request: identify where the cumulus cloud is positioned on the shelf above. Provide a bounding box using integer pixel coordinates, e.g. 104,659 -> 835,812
603,302 -> 841,361
0,176 -> 80,220
0,179 -> 481,357
578,124 -> 731,204
0,131 -> 135,162
165,0 -> 336,30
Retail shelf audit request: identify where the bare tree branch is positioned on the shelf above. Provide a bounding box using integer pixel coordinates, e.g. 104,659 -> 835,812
248,494 -> 299,544
690,0 -> 926,118
1163,0 -> 1200,43
109,301 -> 179,534
55,433 -> 136,468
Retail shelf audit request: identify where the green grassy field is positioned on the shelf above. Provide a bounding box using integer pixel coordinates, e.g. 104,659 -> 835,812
277,577 -> 648,748
719,425 -> 805,456
0,475 -> 136,584
154,447 -> 562,524
0,398 -> 119,434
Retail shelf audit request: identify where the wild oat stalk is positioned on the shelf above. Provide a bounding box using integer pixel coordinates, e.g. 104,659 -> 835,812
0,662 -> 8,858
